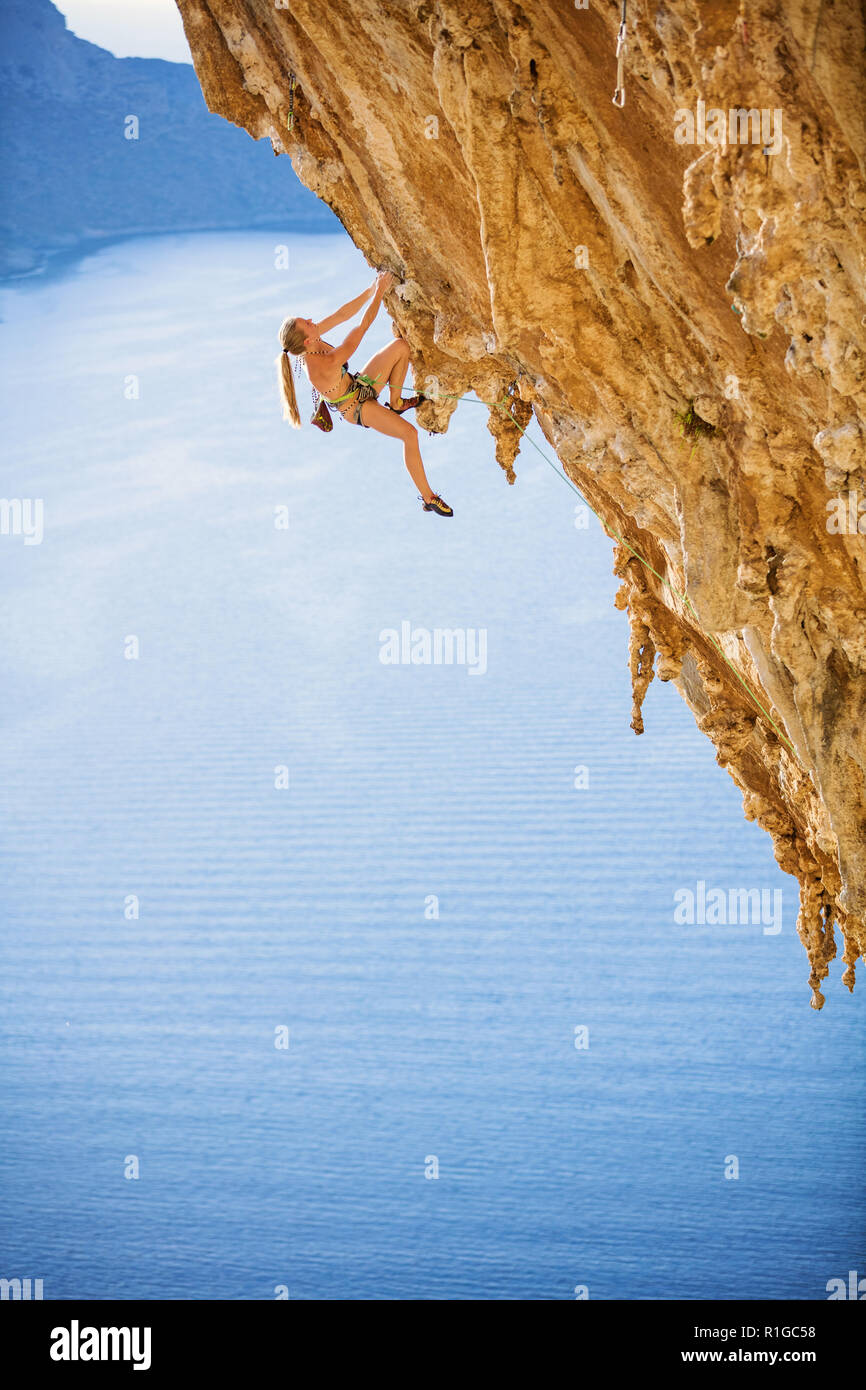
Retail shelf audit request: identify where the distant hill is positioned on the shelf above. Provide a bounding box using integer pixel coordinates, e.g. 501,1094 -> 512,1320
0,0 -> 337,276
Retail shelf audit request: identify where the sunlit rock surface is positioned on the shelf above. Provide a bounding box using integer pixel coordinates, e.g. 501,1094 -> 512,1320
175,0 -> 866,1006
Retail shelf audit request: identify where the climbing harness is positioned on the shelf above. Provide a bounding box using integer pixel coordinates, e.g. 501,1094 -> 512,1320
306,363 -> 384,431
612,0 -> 627,108
326,370 -> 383,405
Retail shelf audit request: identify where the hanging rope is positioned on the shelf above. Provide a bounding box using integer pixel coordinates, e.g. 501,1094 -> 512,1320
287,71 -> 296,132
411,383 -> 798,759
292,337 -> 795,754
612,0 -> 627,108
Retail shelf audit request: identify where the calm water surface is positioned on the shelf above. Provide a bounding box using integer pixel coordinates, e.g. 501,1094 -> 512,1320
1,232 -> 863,1299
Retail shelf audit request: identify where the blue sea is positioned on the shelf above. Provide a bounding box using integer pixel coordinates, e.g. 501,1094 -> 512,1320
1,231 -> 863,1300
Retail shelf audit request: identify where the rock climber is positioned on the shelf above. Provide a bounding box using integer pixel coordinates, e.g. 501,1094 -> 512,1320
276,270 -> 453,516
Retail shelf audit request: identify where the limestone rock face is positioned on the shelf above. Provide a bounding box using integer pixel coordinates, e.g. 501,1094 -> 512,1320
175,0 -> 866,1006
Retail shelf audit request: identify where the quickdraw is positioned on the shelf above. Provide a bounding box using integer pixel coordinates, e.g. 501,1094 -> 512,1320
612,0 -> 627,108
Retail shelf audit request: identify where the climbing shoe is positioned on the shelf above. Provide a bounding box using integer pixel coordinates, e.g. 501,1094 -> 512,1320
421,493 -> 453,517
386,394 -> 426,415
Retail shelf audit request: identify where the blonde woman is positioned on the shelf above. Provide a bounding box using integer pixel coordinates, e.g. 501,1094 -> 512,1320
277,271 -> 453,516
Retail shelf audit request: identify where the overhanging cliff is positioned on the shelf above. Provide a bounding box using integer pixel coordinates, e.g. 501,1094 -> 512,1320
175,0 -> 866,1007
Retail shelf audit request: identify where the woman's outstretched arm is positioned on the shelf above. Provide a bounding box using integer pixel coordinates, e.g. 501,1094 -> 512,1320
316,283 -> 376,335
333,272 -> 395,360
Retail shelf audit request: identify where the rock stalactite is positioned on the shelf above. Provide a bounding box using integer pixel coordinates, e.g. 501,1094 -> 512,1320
175,0 -> 866,1006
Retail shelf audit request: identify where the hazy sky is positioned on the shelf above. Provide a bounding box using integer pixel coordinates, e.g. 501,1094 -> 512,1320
54,0 -> 193,63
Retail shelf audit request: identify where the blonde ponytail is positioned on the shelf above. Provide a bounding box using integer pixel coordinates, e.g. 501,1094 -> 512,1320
277,316 -> 307,429
277,350 -> 301,428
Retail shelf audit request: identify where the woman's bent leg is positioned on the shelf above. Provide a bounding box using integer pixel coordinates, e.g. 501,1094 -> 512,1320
358,337 -> 412,407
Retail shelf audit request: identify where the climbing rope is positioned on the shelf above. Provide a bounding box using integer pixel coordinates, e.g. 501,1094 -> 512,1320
287,71 -> 296,132
612,0 -> 627,108
296,340 -> 795,755
416,383 -> 799,759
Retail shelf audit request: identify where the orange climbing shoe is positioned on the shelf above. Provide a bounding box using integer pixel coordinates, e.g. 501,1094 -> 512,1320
421,493 -> 453,517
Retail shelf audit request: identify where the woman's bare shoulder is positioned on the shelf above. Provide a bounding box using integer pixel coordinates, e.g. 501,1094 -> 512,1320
306,344 -> 345,380
306,341 -> 342,365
